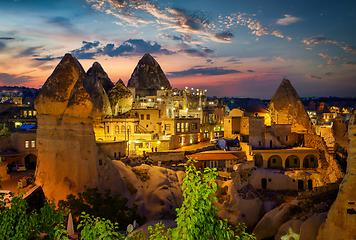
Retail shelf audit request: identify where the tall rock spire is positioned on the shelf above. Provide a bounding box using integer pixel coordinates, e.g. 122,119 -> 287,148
268,78 -> 312,133
127,53 -> 172,90
317,113 -> 356,239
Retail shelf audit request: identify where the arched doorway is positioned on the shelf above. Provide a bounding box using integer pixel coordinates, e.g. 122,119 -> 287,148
303,154 -> 318,168
254,154 -> 263,167
268,155 -> 283,169
285,155 -> 300,168
261,178 -> 267,190
25,154 -> 37,170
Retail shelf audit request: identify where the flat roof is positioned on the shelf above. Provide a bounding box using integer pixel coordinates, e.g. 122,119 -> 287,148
187,152 -> 239,161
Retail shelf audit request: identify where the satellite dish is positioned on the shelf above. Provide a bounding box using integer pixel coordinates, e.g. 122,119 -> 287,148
233,165 -> 238,171
127,224 -> 133,233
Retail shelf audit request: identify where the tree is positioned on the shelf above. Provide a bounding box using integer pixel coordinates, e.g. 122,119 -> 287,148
147,159 -> 256,240
58,187 -> 145,231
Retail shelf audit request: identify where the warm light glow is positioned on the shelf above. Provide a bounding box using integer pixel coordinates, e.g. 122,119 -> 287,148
157,141 -> 161,144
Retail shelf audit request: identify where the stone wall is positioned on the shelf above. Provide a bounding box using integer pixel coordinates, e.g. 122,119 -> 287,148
304,133 -> 344,182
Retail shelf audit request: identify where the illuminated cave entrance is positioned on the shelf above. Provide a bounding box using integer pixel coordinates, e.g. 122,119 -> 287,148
303,154 -> 318,168
25,154 -> 37,170
267,155 -> 282,169
285,155 -> 300,168
254,154 -> 263,167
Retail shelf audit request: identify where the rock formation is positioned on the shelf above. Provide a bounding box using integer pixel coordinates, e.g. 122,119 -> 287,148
34,54 -> 183,221
317,113 -> 356,239
35,53 -> 103,200
269,79 -> 312,133
83,62 -> 113,118
108,79 -> 133,116
127,53 -> 172,90
85,62 -> 114,94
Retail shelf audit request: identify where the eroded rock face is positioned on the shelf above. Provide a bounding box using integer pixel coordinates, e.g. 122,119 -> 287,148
127,53 -> 172,90
317,113 -> 356,239
85,62 -> 114,94
108,79 -> 133,116
84,62 -> 113,118
269,79 -> 312,133
34,54 -> 109,201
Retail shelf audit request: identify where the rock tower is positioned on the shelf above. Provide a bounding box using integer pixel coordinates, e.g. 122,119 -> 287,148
127,53 -> 171,97
269,79 -> 312,133
34,54 -> 126,201
108,79 -> 133,116
317,113 -> 356,239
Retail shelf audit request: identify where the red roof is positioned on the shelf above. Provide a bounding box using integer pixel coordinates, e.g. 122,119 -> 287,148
186,153 -> 238,161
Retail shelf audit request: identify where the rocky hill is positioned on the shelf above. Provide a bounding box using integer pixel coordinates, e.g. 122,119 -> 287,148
269,78 -> 312,133
127,53 -> 172,90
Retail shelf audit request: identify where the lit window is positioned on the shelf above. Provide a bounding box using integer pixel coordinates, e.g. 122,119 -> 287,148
28,111 -> 32,116
165,124 -> 171,131
185,122 -> 189,132
115,125 -> 119,134
177,123 -> 180,132
31,140 -> 35,148
25,141 -> 29,148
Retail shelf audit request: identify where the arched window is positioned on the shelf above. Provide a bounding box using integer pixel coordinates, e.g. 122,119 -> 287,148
267,155 -> 283,169
115,125 -> 119,134
285,155 -> 300,168
121,126 -> 125,134
254,154 -> 263,167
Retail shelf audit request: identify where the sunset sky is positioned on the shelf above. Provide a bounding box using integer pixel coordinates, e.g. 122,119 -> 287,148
0,0 -> 355,98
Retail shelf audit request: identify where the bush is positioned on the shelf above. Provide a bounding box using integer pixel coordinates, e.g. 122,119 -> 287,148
58,187 -> 146,231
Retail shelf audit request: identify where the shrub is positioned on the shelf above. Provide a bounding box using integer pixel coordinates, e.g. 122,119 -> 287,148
58,187 -> 146,231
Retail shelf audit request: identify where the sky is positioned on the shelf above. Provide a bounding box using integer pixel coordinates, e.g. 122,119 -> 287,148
0,0 -> 356,99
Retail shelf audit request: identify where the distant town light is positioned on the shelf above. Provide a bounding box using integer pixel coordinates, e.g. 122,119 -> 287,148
157,141 -> 161,144
185,86 -> 188,89
161,87 -> 164,90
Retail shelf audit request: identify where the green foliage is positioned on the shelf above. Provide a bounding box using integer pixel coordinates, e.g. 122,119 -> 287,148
0,123 -> 8,136
58,187 -> 146,231
148,221 -> 172,240
0,192 -> 68,240
148,158 -> 256,240
77,212 -> 124,240
126,230 -> 147,240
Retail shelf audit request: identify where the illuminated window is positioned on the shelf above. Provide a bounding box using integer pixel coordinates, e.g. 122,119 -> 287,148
25,141 -> 29,148
185,122 -> 189,132
177,123 -> 180,132
181,123 -> 185,132
115,125 -> 119,134
31,140 -> 35,148
28,111 -> 32,117
24,111 -> 27,118
165,124 -> 171,131
121,126 -> 125,134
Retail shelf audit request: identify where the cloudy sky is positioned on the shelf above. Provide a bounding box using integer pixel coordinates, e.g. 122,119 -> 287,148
0,0 -> 355,98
